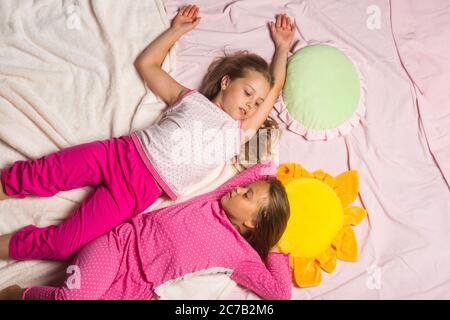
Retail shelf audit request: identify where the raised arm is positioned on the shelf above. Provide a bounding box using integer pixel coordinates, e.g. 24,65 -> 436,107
241,14 -> 296,142
213,161 -> 277,198
135,5 -> 201,106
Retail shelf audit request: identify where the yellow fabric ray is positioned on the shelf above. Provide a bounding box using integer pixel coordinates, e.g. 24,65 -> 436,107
293,257 -> 322,287
316,247 -> 337,273
276,162 -> 367,287
334,170 -> 359,206
313,170 -> 335,188
343,206 -> 367,226
333,226 -> 358,261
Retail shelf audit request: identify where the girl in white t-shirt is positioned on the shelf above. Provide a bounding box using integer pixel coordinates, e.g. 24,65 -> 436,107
0,4 -> 295,263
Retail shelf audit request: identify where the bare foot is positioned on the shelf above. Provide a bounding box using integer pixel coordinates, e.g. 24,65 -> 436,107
0,170 -> 9,200
0,234 -> 13,260
0,285 -> 24,300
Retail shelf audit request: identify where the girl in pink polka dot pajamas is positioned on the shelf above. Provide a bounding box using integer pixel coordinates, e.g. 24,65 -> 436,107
1,162 -> 292,300
0,6 -> 295,268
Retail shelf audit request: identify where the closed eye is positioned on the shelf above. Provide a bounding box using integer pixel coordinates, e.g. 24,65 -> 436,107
245,188 -> 254,200
244,90 -> 251,96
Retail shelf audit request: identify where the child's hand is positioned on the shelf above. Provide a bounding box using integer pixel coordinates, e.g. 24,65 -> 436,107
171,4 -> 201,34
269,14 -> 296,51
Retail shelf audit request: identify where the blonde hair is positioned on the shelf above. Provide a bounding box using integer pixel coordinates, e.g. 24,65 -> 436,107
200,51 -> 280,171
232,117 -> 281,172
201,51 -> 286,263
200,51 -> 274,100
243,177 -> 290,263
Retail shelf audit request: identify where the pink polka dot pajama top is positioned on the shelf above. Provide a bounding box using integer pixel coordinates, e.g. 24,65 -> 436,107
1,89 -> 243,262
22,162 -> 292,300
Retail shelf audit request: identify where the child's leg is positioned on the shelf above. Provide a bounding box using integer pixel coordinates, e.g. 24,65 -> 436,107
0,140 -> 113,199
22,233 -> 120,300
6,135 -> 161,261
0,172 -> 9,200
0,285 -> 24,300
0,234 -> 13,260
8,184 -> 137,261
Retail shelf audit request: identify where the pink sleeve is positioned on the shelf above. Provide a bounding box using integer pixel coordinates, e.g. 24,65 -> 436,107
214,161 -> 277,196
230,252 -> 292,300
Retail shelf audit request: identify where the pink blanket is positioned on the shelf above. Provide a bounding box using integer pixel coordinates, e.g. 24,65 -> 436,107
391,0 -> 450,189
164,0 -> 450,299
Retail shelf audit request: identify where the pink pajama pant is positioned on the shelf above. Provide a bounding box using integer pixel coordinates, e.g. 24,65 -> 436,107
0,135 -> 162,260
22,223 -> 154,300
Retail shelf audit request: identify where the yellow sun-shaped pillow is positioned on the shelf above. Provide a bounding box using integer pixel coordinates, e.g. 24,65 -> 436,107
276,163 -> 367,287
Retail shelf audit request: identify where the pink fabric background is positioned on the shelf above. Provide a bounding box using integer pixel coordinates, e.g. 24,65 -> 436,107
390,0 -> 450,189
163,0 -> 450,299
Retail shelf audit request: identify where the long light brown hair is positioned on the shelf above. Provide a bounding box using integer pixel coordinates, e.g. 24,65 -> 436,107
243,178 -> 290,263
200,51 -> 280,170
200,52 -> 288,262
200,51 -> 274,100
232,117 -> 280,172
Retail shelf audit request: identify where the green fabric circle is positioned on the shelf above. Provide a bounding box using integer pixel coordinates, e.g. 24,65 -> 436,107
283,44 -> 361,130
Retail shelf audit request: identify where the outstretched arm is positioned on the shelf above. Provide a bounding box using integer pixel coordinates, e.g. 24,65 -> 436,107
241,14 -> 296,142
214,161 -> 277,198
135,5 -> 201,106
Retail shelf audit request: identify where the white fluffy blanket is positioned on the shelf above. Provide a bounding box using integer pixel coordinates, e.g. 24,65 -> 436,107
0,0 -> 241,299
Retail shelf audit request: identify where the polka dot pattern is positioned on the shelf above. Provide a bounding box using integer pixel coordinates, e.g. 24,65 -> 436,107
7,135 -> 163,261
134,161 -> 291,300
135,90 -> 242,198
23,162 -> 291,300
24,223 -> 152,300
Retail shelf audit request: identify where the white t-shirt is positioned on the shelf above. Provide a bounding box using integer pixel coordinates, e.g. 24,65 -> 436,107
132,89 -> 242,200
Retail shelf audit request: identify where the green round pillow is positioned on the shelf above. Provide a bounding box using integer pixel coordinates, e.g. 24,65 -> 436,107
281,44 -> 364,140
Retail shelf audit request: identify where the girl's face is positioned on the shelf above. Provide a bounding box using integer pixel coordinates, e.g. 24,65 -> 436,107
220,180 -> 270,234
213,70 -> 271,121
